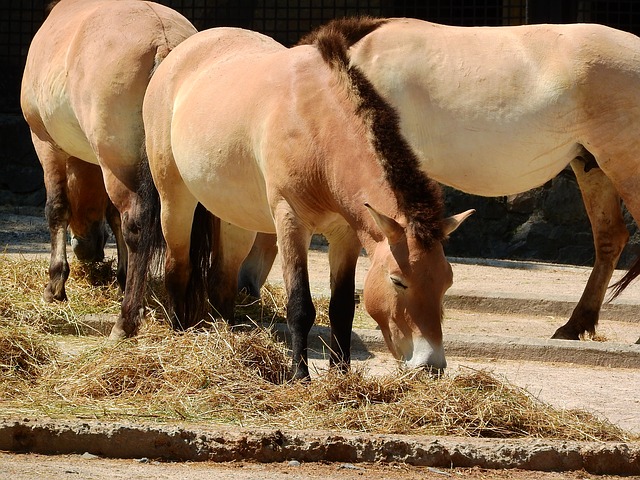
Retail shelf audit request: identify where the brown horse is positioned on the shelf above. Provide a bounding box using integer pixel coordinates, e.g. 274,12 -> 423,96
242,17 -> 640,343
20,0 -> 196,334
142,27 -> 472,379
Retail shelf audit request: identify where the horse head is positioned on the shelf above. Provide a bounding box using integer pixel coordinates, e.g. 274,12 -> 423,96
69,220 -> 108,263
362,204 -> 474,373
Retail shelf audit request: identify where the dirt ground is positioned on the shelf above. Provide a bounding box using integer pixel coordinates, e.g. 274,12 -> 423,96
1,206 -> 639,478
3,452 -> 637,480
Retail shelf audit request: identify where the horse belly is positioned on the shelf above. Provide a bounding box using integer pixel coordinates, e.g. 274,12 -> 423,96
45,107 -> 98,165
396,96 -> 579,196
419,134 -> 578,197
177,152 -> 274,233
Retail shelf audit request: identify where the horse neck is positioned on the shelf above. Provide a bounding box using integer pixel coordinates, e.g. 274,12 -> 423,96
319,143 -> 400,254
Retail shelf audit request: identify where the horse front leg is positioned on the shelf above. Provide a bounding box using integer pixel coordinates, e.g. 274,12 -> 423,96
552,159 -> 629,340
326,226 -> 361,372
274,205 -> 315,380
32,134 -> 71,302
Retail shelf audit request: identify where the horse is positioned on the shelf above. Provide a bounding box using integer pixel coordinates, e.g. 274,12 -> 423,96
240,17 -> 640,343
141,26 -> 473,379
20,0 -> 197,335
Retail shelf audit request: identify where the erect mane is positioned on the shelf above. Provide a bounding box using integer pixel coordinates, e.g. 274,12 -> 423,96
297,16 -> 388,48
304,17 -> 445,246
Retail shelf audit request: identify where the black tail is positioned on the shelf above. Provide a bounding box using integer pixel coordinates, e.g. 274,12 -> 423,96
127,148 -> 166,318
133,151 -> 166,292
179,203 -> 219,329
609,255 -> 640,300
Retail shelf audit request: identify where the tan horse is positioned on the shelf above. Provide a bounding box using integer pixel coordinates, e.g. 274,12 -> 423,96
142,27 -> 472,379
244,17 -> 640,343
20,0 -> 196,335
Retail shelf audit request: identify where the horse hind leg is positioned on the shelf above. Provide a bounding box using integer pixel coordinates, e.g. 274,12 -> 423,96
552,156 -> 629,340
237,232 -> 278,298
208,221 -> 256,324
32,134 -> 72,302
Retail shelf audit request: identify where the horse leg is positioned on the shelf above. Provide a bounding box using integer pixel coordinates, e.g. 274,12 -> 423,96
274,205 -> 315,380
105,198 -> 127,292
552,158 -> 629,339
160,192 -> 199,330
106,165 -> 160,338
209,222 -> 257,323
31,134 -> 71,302
237,232 -> 278,297
325,226 -> 361,372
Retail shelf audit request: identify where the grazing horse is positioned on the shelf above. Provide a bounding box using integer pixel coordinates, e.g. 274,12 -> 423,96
20,0 -> 196,334
142,27 -> 472,379
243,17 -> 640,342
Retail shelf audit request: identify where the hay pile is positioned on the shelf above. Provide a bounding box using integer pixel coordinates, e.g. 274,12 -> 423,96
0,321 -> 629,442
0,322 -> 59,381
0,255 -> 120,333
0,255 -> 631,441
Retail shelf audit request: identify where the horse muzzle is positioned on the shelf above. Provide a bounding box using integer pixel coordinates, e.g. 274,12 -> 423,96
402,335 -> 447,373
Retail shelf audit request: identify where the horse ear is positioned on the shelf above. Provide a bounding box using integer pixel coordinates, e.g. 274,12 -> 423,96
365,203 -> 405,244
443,209 -> 475,237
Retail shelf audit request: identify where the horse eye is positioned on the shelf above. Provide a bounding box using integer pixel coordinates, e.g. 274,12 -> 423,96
390,276 -> 408,290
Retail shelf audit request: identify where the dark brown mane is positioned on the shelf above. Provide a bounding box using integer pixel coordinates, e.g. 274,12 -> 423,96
297,16 -> 388,47
306,17 -> 445,246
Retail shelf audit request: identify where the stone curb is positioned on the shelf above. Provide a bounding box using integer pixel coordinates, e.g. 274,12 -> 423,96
444,293 -> 640,323
1,419 -> 638,475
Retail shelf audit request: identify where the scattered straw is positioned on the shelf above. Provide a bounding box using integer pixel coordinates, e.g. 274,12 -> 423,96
0,322 -> 629,442
0,255 -> 633,442
0,321 -> 60,381
0,254 -> 120,334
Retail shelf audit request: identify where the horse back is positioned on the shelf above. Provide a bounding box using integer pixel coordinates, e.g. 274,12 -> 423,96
145,28 -> 365,232
21,0 -> 196,165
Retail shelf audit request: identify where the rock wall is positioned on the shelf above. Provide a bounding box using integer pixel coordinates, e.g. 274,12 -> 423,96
443,176 -> 640,268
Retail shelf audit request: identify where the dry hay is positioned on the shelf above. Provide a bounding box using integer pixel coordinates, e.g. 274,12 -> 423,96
0,321 -> 60,400
0,255 -> 632,441
0,322 -> 629,442
0,254 -> 120,334
235,283 -> 331,326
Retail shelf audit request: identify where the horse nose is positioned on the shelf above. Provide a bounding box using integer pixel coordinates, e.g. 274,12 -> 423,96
404,336 -> 447,372
71,234 -> 105,262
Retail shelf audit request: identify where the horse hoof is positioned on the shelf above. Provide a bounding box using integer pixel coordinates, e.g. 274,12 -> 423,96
43,286 -> 67,303
551,326 -> 580,340
108,323 -> 129,341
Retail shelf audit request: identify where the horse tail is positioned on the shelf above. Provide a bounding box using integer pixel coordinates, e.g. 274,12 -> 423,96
135,148 -> 166,285
609,256 -> 640,300
180,203 -> 219,329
